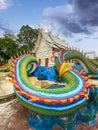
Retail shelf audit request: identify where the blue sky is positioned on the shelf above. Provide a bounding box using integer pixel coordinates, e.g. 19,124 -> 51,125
0,0 -> 98,56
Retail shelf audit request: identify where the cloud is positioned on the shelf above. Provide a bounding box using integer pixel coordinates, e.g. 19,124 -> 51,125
93,37 -> 98,40
71,0 -> 98,35
73,0 -> 98,26
0,17 -> 13,34
0,0 -> 13,10
0,25 -> 13,33
43,0 -> 98,37
0,0 -> 20,36
75,38 -> 83,42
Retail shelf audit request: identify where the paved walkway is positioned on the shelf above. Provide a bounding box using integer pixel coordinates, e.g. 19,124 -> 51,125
0,78 -> 13,96
0,99 -> 98,130
0,72 -> 98,130
0,74 -> 15,103
0,99 -> 31,130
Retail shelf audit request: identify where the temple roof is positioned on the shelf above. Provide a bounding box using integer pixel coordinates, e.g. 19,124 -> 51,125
33,28 -> 68,52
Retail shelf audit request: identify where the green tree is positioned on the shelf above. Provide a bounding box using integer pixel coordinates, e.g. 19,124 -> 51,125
0,37 -> 18,65
17,25 -> 38,51
0,38 -> 7,65
3,37 -> 18,58
3,32 -> 16,40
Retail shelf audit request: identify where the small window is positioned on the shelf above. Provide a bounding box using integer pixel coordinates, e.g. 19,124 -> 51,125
38,59 -> 41,66
45,58 -> 49,66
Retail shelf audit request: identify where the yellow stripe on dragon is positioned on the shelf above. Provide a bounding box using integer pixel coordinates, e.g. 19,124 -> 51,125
9,50 -> 94,116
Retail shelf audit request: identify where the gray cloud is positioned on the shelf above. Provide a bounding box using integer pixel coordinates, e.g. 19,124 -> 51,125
0,26 -> 13,33
75,38 -> 83,42
73,0 -> 98,26
93,37 -> 98,40
0,17 -> 13,34
43,0 -> 98,36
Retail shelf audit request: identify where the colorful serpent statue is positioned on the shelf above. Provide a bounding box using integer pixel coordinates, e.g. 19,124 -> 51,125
60,48 -> 98,76
0,63 -> 9,72
9,49 -> 95,117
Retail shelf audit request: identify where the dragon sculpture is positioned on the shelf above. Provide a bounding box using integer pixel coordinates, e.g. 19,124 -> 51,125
1,48 -> 98,130
9,50 -> 94,115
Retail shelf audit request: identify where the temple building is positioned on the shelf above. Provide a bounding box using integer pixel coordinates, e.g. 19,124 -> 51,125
33,29 -> 68,66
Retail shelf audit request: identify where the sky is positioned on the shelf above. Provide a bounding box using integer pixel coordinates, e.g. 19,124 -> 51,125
0,0 -> 98,56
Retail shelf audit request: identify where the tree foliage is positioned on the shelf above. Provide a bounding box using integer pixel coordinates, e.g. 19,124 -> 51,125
0,36 -> 18,65
3,32 -> 16,40
0,25 -> 39,65
17,25 -> 38,51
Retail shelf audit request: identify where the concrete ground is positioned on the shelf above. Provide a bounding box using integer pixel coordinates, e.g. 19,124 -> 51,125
0,76 -> 15,103
0,78 -> 14,97
0,99 -> 31,130
0,99 -> 98,130
0,74 -> 98,130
